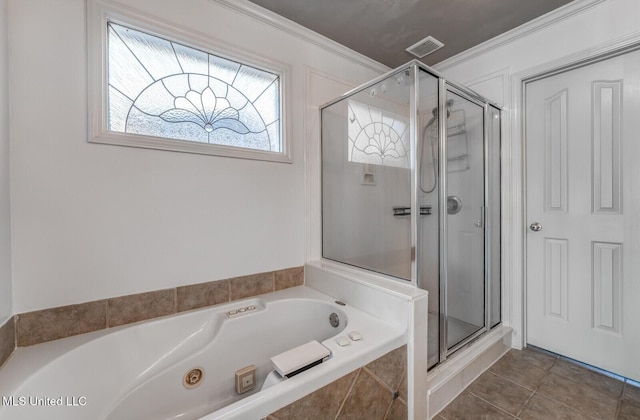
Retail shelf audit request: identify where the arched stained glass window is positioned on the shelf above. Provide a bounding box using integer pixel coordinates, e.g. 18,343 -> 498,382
347,99 -> 408,168
106,22 -> 281,153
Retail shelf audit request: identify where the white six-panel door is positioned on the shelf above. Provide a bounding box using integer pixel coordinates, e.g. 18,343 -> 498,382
526,49 -> 640,381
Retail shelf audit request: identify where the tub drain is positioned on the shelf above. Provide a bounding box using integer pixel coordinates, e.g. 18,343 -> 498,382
183,368 -> 204,389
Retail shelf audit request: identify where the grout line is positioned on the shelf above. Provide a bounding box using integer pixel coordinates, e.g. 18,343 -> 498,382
547,354 -> 560,371
396,370 -> 407,394
486,369 -> 539,393
465,377 -> 532,417
334,368 -> 361,420
614,395 -> 622,419
531,365 -> 602,420
381,394 -> 395,420
465,392 -> 518,418
362,366 -> 396,393
513,389 -> 536,418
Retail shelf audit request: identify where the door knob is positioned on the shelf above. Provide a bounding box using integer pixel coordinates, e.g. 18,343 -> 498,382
529,222 -> 542,232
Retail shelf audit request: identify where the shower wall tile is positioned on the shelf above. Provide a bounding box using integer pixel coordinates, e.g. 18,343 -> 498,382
107,289 -> 176,327
13,266 -> 303,347
0,317 -> 15,367
16,300 -> 107,346
274,266 -> 304,291
230,272 -> 274,301
177,279 -> 229,312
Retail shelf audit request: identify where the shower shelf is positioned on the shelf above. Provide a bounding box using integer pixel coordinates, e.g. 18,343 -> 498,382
393,206 -> 432,217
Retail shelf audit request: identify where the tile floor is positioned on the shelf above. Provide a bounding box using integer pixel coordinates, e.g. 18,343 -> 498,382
437,347 -> 640,419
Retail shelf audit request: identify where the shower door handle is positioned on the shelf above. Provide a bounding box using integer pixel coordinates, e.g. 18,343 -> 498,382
529,222 -> 542,232
474,207 -> 486,228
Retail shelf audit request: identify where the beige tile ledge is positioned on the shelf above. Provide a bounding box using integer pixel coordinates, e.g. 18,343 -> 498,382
0,318 -> 15,368
14,266 -> 304,348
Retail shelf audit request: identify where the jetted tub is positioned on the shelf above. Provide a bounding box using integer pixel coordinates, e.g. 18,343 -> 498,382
0,286 -> 405,419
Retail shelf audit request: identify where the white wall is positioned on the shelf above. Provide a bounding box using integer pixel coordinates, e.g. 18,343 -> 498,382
433,0 -> 640,345
436,0 -> 640,102
8,0 -> 384,313
0,0 -> 11,324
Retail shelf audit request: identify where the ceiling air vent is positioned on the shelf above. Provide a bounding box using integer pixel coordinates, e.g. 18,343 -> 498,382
406,36 -> 444,58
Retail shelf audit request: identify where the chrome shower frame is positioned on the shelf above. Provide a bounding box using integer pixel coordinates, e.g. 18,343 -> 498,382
320,60 -> 502,368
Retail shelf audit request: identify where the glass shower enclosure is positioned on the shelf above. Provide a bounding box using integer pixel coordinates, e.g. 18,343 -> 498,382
321,61 -> 501,368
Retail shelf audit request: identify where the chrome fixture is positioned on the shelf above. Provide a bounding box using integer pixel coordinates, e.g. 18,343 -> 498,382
447,196 -> 462,215
329,312 -> 340,328
529,222 -> 542,232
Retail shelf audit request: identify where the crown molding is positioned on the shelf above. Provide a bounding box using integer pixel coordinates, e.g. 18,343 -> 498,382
212,0 -> 390,75
434,0 -> 608,72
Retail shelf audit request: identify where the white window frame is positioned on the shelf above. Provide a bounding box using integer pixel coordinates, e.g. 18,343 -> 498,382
87,0 -> 292,163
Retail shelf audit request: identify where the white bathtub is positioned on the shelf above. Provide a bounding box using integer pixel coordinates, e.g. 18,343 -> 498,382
0,285 -> 405,419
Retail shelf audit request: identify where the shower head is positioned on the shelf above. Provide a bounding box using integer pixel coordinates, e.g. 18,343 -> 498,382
430,99 -> 454,118
431,107 -> 451,118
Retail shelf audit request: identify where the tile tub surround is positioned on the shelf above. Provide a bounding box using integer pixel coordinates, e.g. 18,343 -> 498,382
437,347 -> 640,420
268,345 -> 408,420
15,266 -> 304,347
0,318 -> 14,367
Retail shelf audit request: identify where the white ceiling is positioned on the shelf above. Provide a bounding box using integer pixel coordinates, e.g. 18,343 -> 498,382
247,0 -> 575,67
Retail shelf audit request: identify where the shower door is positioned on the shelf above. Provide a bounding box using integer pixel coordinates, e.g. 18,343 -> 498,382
441,88 -> 486,355
319,62 -> 500,370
